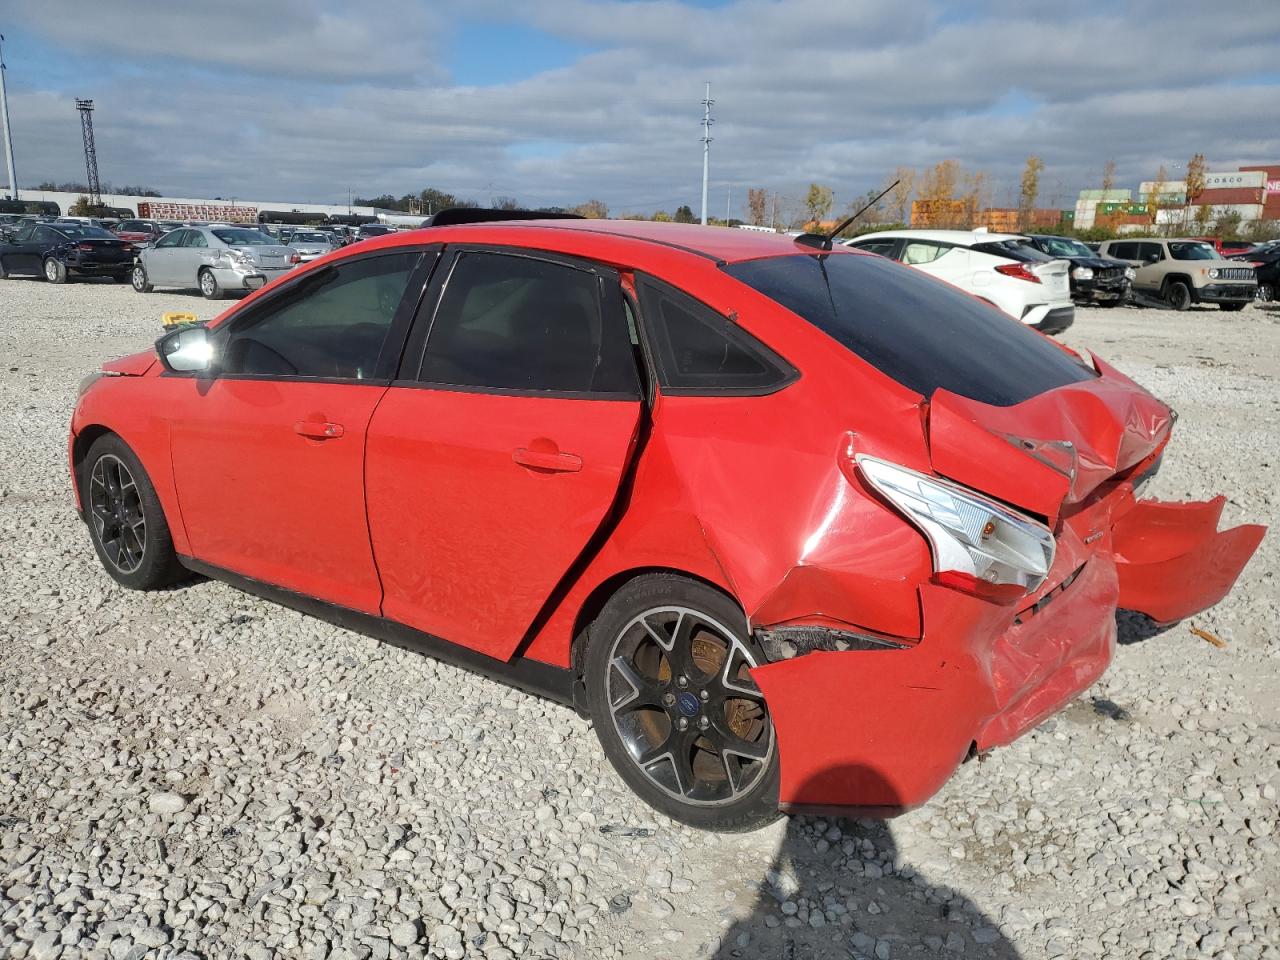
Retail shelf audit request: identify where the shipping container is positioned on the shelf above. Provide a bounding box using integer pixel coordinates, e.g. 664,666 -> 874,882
138,201 -> 258,223
1204,171 -> 1265,190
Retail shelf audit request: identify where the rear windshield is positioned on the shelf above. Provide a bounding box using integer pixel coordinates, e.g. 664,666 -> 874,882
55,225 -> 116,240
971,239 -> 1054,262
723,252 -> 1095,407
213,228 -> 275,246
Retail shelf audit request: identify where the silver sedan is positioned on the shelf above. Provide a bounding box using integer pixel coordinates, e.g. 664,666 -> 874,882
132,225 -> 299,299
285,229 -> 338,263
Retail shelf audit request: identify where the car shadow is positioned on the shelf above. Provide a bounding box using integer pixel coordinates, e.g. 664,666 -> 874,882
713,767 -> 1021,959
1116,608 -> 1177,645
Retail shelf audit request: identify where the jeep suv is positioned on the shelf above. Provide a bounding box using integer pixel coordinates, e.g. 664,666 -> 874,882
1099,238 -> 1255,311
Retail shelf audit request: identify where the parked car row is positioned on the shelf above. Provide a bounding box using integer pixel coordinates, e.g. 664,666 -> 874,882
0,213 -> 408,298
1098,238 -> 1257,311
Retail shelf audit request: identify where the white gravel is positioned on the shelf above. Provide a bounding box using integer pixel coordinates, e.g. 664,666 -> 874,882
1,276 -> 1277,960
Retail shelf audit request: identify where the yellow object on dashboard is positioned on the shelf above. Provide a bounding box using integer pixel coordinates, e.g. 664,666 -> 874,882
161,312 -> 198,328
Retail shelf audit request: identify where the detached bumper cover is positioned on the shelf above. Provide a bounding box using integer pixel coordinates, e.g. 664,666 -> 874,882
1112,496 -> 1266,625
751,495 -> 1263,814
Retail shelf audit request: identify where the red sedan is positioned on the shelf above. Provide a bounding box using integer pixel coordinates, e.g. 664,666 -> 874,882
69,214 -> 1265,831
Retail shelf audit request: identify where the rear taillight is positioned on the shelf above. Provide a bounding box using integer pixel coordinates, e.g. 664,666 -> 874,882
289,252 -> 302,264
854,455 -> 1056,604
77,243 -> 94,251
995,263 -> 1041,283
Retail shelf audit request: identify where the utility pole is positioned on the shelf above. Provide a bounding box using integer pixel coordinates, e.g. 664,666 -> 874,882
725,185 -> 731,225
75,99 -> 101,206
768,192 -> 776,231
699,82 -> 713,225
0,35 -> 18,201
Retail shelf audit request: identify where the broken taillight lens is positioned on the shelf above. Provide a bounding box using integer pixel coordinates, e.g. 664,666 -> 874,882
855,455 -> 1056,604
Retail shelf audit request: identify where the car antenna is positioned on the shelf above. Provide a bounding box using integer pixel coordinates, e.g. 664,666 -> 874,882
795,179 -> 900,252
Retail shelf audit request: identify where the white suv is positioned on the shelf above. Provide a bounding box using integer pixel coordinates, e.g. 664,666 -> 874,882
844,229 -> 1075,334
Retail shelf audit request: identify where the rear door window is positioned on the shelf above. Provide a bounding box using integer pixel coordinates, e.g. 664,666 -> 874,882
900,240 -> 952,265
415,251 -> 639,396
848,238 -> 899,257
723,253 -> 1095,407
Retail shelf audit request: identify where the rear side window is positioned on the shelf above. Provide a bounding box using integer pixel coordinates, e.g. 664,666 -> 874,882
637,277 -> 797,395
417,251 -> 639,396
723,253 -> 1095,407
850,238 -> 898,257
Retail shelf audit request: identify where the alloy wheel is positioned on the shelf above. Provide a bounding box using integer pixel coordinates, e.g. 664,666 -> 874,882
1258,284 -> 1274,303
200,271 -> 216,297
88,454 -> 146,574
44,259 -> 59,282
606,606 -> 772,806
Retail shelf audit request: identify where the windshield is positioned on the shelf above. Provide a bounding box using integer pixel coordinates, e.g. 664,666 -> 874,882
55,225 -> 117,240
213,228 -> 276,246
291,232 -> 329,243
1036,237 -> 1093,258
1169,241 -> 1218,260
723,252 -> 1095,407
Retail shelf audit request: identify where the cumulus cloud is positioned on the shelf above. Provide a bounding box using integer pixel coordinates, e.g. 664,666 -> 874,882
4,0 -> 1278,214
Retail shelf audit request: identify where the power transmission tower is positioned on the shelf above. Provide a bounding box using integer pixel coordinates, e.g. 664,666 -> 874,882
699,82 -> 713,226
75,98 -> 102,206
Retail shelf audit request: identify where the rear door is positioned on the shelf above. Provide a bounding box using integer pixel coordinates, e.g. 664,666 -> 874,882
168,249 -> 430,611
1,223 -> 40,274
365,247 -> 644,660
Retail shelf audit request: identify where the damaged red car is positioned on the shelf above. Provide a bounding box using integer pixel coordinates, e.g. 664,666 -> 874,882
69,213 -> 1265,831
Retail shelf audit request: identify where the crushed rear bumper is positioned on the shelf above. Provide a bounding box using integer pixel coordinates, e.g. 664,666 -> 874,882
750,494 -> 1264,816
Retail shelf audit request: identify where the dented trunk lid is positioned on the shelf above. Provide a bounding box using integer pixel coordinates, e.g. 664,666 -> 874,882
926,354 -> 1172,523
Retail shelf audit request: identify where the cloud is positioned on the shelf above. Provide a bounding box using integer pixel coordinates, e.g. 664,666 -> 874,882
4,0 -> 1278,216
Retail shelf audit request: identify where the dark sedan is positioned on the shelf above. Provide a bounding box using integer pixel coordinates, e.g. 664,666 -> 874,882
1023,235 -> 1132,306
0,222 -> 137,283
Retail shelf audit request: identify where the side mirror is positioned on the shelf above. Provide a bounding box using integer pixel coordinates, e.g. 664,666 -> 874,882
156,325 -> 215,374
1145,254 -> 1160,264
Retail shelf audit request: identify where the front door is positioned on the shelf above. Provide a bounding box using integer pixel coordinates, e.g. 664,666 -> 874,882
366,248 -> 644,660
145,228 -> 188,285
168,249 -> 428,612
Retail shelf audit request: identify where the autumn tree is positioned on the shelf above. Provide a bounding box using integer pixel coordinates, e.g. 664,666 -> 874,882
889,167 -> 915,224
746,188 -> 768,226
960,170 -> 989,228
1185,153 -> 1207,235
68,195 -> 95,216
1016,156 -> 1045,230
918,160 -> 960,226
1101,159 -> 1116,194
1147,165 -> 1168,232
573,199 -> 609,219
805,183 -> 834,226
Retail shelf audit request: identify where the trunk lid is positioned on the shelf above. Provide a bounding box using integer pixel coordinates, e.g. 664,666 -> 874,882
1029,259 -> 1070,300
79,239 -> 132,262
926,354 -> 1172,523
236,244 -> 291,270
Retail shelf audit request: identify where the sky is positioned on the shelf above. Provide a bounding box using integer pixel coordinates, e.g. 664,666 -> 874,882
1,0 -> 1278,219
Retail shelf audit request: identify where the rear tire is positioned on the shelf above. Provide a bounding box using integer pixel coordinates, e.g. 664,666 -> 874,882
199,267 -> 222,300
584,574 -> 781,832
81,434 -> 186,590
1165,280 -> 1191,311
132,263 -> 153,293
44,258 -> 68,284
1219,303 -> 1246,312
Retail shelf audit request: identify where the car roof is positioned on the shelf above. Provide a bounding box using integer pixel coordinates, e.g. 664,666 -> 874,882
849,228 -> 1030,246
399,218 -> 828,264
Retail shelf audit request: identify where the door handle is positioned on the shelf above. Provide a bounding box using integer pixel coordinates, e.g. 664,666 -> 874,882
512,447 -> 582,473
294,420 -> 344,440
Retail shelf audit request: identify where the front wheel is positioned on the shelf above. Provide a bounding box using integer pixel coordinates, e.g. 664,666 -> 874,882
199,267 -> 222,300
584,574 -> 780,832
44,258 -> 68,284
1257,284 -> 1274,303
82,434 -> 186,590
132,263 -> 153,293
1165,280 -> 1191,311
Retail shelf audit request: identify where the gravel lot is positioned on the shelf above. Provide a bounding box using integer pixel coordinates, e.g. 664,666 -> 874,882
1,277 -> 1277,960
